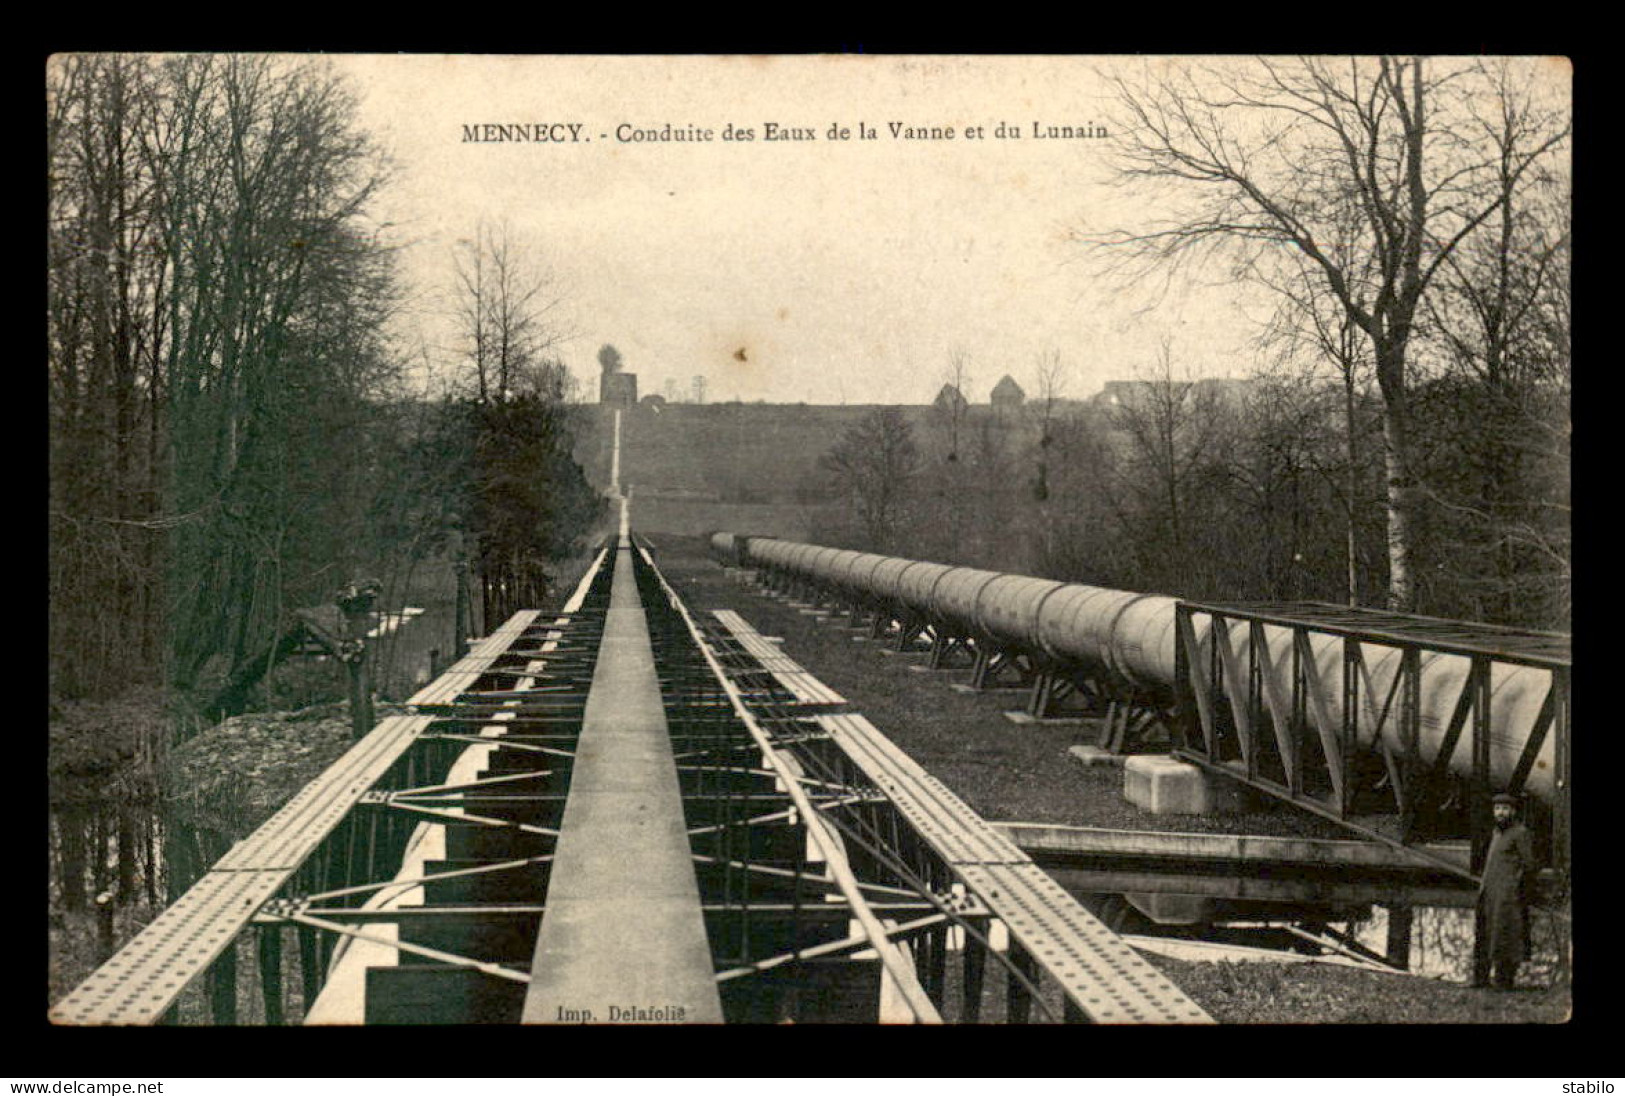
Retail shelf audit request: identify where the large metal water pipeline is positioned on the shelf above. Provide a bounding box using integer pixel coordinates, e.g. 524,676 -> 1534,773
711,533 -> 1559,805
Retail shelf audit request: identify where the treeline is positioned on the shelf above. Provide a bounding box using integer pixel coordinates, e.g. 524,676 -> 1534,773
817,58 -> 1568,632
48,54 -> 601,727
818,362 -> 1567,633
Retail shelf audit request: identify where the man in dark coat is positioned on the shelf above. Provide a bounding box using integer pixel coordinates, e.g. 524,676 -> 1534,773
1479,792 -> 1537,989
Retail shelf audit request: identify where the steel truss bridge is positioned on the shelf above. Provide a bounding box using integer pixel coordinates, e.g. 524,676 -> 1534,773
52,503 -> 1212,1025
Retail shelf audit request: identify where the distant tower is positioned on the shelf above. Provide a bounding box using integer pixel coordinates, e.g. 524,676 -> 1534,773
991,374 -> 1026,410
597,343 -> 637,407
601,372 -> 638,407
933,383 -> 968,413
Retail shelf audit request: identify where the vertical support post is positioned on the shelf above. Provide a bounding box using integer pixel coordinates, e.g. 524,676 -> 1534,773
739,771 -> 753,968
962,919 -> 988,1022
1470,657 -> 1493,987
910,936 -> 931,1004
1385,905 -> 1413,971
1553,666 -> 1570,880
1025,672 -> 1054,719
925,925 -> 948,1008
1246,621 -> 1262,782
298,924 -> 320,1008
970,648 -> 992,690
790,842 -> 804,973
1395,647 -> 1421,831
1341,639 -> 1360,817
1469,657 -> 1493,872
1173,605 -> 1191,754
1007,939 -> 1038,1023
1288,626 -> 1306,796
259,925 -> 285,1025
892,620 -> 915,652
210,940 -> 238,1025
95,888 -> 116,964
454,558 -> 471,659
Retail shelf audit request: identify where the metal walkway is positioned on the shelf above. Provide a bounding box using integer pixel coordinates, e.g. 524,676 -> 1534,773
520,536 -> 722,1023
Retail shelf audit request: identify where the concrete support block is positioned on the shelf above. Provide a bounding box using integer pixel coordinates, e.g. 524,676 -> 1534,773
1123,756 -> 1250,815
1068,744 -> 1124,768
1002,710 -> 1090,726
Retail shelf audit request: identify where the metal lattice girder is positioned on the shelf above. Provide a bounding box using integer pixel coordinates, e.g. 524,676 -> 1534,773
61,597 -> 579,1023
955,862 -> 1212,1024
712,610 -> 848,706
640,547 -> 944,1023
286,855 -> 555,907
300,555 -> 612,1024
519,536 -> 724,1024
714,913 -> 951,983
367,796 -> 560,837
407,610 -> 548,706
815,713 -> 1212,1022
714,614 -> 1214,1024
281,910 -> 531,984
1182,599 -> 1571,667
813,713 -> 1027,866
50,868 -> 290,1025
689,853 -> 924,899
1173,598 -> 1569,883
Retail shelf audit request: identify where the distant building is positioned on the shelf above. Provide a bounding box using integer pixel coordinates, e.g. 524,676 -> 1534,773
1095,376 -> 1251,413
600,371 -> 638,407
1192,377 -> 1251,409
991,374 -> 1026,409
1096,379 -> 1150,409
933,383 -> 968,413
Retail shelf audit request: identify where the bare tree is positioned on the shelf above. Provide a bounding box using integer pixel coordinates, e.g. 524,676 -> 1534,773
1105,340 -> 1230,590
451,220 -> 566,403
1416,59 -> 1571,626
1025,349 -> 1069,568
820,407 -> 920,553
936,348 -> 974,462
1029,349 -> 1069,497
48,54 -> 169,697
1259,242 -> 1378,606
152,55 -> 401,693
1095,56 -> 1568,611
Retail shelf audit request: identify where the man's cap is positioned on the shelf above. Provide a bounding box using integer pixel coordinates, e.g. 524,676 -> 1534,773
1492,792 -> 1520,806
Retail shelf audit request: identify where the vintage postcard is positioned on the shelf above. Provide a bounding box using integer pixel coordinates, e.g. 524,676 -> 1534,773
47,54 -> 1571,1031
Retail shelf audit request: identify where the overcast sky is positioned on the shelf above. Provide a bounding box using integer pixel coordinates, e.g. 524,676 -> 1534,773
328,55 -> 1278,405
